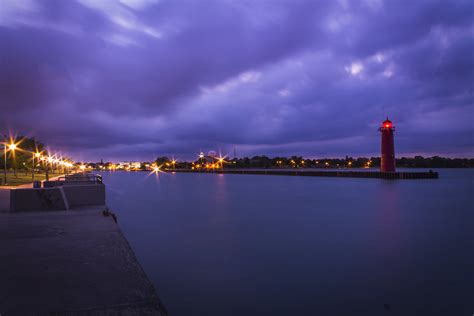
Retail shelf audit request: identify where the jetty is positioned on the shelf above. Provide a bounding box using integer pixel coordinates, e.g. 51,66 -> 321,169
0,174 -> 167,315
172,169 -> 439,179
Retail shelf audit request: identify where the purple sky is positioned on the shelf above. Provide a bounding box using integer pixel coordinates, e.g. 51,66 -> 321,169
1,0 -> 473,162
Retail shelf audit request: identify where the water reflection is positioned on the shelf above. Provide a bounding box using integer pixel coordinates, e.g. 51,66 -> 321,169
376,181 -> 403,254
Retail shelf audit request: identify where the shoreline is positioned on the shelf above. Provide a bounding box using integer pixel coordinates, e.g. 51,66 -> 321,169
169,168 -> 439,179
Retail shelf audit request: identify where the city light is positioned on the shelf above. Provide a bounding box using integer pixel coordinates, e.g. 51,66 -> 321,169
1,134 -> 77,185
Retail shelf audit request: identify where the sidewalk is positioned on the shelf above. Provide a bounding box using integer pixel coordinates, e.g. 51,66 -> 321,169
0,208 -> 167,315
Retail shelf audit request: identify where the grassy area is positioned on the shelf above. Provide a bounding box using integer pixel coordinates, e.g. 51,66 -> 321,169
0,171 -> 64,186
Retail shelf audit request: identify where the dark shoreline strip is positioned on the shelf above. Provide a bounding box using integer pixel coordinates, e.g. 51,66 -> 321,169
170,169 -> 439,179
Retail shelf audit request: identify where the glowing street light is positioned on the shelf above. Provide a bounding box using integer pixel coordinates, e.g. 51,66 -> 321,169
7,141 -> 18,177
148,165 -> 165,177
215,151 -> 228,171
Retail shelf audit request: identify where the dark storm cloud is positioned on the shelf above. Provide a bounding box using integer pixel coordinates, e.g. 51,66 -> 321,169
0,0 -> 473,161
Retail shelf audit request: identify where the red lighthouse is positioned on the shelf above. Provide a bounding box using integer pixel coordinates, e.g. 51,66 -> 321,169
379,117 -> 396,172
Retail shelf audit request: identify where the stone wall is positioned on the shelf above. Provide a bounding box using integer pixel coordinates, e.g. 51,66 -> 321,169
9,184 -> 106,212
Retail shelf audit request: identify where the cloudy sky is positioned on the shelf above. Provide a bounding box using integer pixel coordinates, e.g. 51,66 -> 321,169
0,0 -> 473,161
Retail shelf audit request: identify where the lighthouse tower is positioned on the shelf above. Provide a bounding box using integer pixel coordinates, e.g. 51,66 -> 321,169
379,117 -> 396,172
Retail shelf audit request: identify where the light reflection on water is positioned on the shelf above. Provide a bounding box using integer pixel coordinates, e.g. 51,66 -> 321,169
101,169 -> 474,316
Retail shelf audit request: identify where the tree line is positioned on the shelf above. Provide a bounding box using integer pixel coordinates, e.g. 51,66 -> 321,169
146,155 -> 474,169
0,136 -> 71,172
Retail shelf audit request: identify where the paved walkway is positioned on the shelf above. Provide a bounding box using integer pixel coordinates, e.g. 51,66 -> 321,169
0,208 -> 167,315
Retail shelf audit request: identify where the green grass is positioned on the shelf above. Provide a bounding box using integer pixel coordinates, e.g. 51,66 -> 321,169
0,171 -> 64,186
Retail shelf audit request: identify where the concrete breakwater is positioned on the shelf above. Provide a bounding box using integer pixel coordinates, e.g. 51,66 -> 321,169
9,182 -> 106,212
172,168 -> 439,179
0,173 -> 167,315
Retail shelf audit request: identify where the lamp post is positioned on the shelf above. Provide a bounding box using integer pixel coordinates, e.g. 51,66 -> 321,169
33,152 -> 41,180
9,143 -> 17,178
3,134 -> 6,185
32,138 -> 37,180
45,157 -> 50,181
218,158 -> 224,171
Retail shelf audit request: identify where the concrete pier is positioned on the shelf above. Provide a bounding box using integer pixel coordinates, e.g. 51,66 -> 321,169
172,168 -> 439,179
0,174 -> 167,315
0,208 -> 167,315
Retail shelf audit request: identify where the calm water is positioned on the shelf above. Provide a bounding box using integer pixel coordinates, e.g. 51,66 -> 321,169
101,170 -> 474,316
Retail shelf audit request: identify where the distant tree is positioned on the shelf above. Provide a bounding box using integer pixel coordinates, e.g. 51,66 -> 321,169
155,156 -> 170,165
0,136 -> 47,171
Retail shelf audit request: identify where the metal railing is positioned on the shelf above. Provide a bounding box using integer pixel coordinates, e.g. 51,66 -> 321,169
43,173 -> 103,187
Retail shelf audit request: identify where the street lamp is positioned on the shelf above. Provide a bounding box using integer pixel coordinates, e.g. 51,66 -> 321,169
8,142 -> 17,177
32,152 -> 41,180
2,134 -> 6,185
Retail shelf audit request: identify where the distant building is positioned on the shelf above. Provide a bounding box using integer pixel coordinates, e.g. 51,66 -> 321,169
131,162 -> 141,170
117,162 -> 141,170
